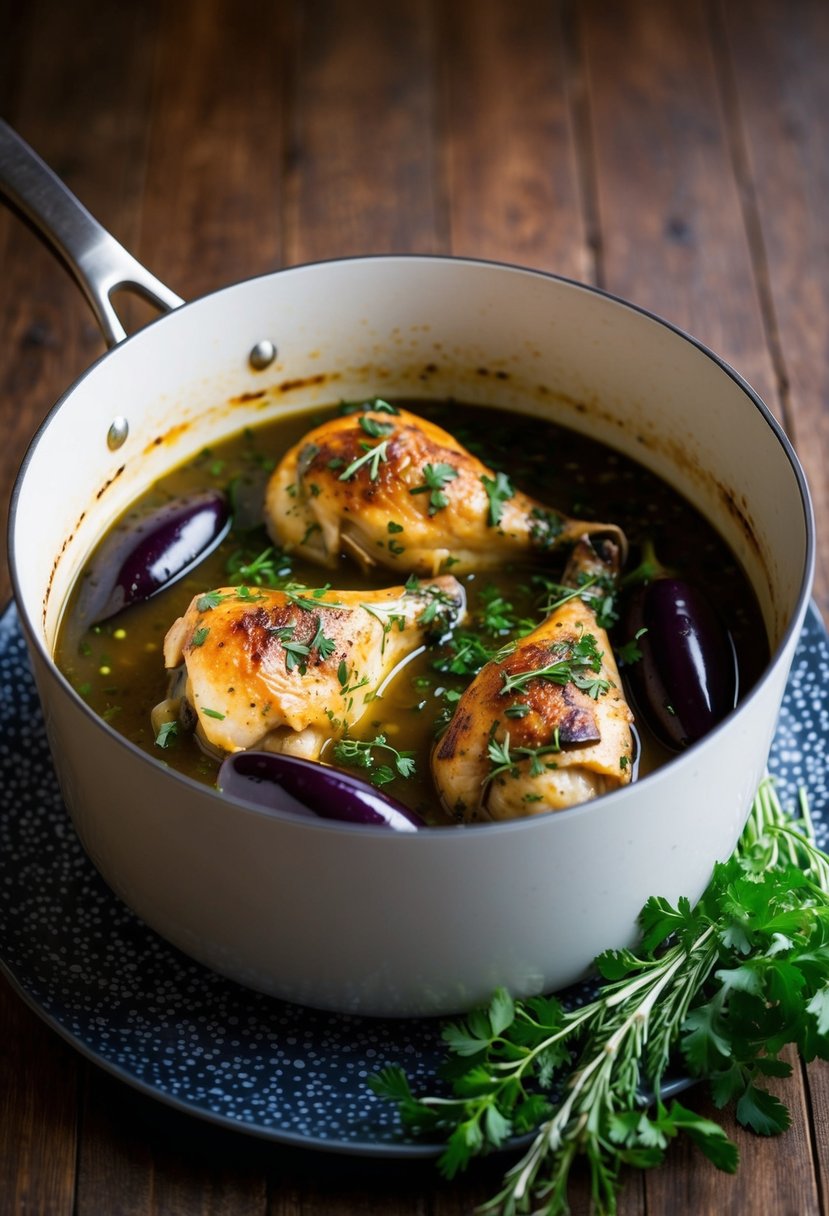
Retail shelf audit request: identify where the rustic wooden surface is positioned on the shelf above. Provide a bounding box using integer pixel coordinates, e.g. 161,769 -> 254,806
1,1 -> 827,1212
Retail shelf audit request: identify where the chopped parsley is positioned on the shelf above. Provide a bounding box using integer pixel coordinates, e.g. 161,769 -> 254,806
529,505 -> 565,549
480,471 -> 514,527
154,720 -> 179,749
360,415 -> 395,438
409,462 -> 459,515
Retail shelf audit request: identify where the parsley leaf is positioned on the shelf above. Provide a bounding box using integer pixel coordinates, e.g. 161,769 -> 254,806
410,462 -> 459,515
480,470 -> 514,527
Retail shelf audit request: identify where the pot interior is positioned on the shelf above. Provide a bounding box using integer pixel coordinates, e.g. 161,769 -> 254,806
11,258 -> 811,664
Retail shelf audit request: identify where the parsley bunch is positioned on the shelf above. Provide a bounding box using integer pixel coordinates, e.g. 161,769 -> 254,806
370,779 -> 829,1214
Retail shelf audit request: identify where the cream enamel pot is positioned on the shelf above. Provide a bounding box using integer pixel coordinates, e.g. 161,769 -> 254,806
3,124 -> 814,1016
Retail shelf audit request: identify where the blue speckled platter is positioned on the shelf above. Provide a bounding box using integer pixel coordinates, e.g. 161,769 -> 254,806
0,601 -> 827,1155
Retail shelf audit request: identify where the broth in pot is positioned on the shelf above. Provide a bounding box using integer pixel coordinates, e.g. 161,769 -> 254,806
55,398 -> 768,827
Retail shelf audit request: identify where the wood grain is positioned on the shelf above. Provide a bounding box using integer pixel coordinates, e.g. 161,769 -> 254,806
0,983 -> 79,1216
0,0 -> 159,603
581,0 -> 779,412
138,0 -> 287,300
0,1 -> 827,1214
440,0 -> 589,278
720,0 -> 829,613
284,0 -> 440,264
76,1071 -> 268,1216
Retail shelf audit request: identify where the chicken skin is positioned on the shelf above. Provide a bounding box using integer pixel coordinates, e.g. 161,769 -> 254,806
432,538 -> 634,821
160,576 -> 465,760
264,405 -> 626,576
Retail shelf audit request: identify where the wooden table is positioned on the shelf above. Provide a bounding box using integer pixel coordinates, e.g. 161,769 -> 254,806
1,1 -> 827,1212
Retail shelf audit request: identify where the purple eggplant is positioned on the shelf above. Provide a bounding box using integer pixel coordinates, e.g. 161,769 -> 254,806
217,751 -> 424,831
622,543 -> 738,751
78,489 -> 230,625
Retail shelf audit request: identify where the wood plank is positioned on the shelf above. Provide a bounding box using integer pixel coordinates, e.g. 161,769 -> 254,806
439,0 -> 589,279
718,7 -> 829,1199
581,0 -> 778,413
803,1059 -> 829,1213
0,0 -> 160,603
76,1071 -> 267,1216
266,1145 -> 532,1216
720,0 -> 829,614
267,1151 -> 432,1216
0,8 -> 164,1215
644,1051 -> 821,1216
582,2 -> 823,1210
136,0 -> 288,301
284,0 -> 439,263
0,980 -> 80,1215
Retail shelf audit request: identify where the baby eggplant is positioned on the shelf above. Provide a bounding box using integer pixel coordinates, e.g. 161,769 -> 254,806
218,751 -> 424,831
622,543 -> 738,751
78,489 -> 231,625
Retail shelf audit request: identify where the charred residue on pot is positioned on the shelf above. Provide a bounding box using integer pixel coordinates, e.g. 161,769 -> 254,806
475,366 -> 511,380
43,505 -> 90,627
142,421 -> 193,456
231,389 -> 267,403
95,464 -> 126,500
276,372 -> 338,395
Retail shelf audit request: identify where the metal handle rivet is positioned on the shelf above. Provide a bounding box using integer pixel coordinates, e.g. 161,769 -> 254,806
249,339 -> 276,370
107,416 -> 129,450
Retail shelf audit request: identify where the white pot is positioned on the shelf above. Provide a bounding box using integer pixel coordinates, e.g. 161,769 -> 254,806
4,125 -> 814,1015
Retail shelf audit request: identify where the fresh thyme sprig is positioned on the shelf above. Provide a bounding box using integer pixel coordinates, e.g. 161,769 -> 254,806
332,734 -> 417,787
338,438 -> 391,482
500,631 -> 610,700
370,778 -> 829,1215
225,544 -> 293,587
485,730 -> 562,786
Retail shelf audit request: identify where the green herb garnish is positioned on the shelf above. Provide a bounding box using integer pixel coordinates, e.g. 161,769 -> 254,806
360,415 -> 395,438
332,734 -> 417,786
338,439 -> 391,482
370,779 -> 829,1213
480,471 -> 514,527
154,720 -> 179,748
410,462 -> 459,515
225,545 -> 293,587
500,631 -> 610,700
196,590 -> 230,612
281,583 -> 349,613
484,729 -> 561,785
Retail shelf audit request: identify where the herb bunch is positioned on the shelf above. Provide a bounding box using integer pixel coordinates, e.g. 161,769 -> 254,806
370,779 -> 829,1214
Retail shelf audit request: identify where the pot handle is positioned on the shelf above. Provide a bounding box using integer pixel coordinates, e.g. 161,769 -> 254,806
0,121 -> 184,348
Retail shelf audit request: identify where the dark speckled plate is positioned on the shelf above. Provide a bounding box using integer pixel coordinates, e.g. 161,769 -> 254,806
0,601 -> 827,1156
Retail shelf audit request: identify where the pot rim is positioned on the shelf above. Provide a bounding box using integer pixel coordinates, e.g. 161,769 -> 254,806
7,253 -> 817,837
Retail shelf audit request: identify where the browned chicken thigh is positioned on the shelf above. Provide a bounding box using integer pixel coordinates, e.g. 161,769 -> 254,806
431,538 -> 634,821
159,576 -> 465,760
264,405 -> 626,576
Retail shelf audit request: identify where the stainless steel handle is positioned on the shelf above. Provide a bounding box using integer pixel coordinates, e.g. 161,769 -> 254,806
0,121 -> 183,347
